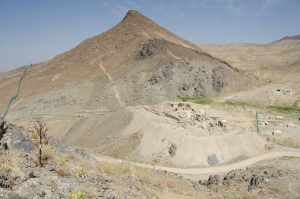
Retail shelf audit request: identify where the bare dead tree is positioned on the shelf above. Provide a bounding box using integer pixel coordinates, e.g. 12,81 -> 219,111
32,119 -> 48,167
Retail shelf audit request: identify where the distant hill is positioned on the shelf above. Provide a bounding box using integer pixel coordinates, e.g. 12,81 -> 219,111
279,35 -> 300,41
199,36 -> 300,72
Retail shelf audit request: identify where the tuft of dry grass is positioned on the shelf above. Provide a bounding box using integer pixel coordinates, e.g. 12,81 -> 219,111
68,190 -> 86,199
71,165 -> 88,178
42,145 -> 55,160
56,166 -> 70,177
133,167 -> 157,184
4,149 -> 20,173
98,162 -> 130,176
71,186 -> 97,198
0,160 -> 12,172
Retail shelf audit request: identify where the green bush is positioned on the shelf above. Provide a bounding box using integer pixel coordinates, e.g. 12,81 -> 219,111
178,96 -> 212,104
267,104 -> 300,114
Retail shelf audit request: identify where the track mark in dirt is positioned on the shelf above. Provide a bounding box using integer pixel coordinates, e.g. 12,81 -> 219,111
11,98 -> 23,109
142,30 -> 149,38
99,62 -> 125,107
167,50 -> 181,60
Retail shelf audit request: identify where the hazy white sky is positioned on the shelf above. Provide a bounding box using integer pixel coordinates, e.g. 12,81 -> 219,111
0,0 -> 299,72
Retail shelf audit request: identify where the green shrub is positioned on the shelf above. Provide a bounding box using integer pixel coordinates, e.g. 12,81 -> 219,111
267,104 -> 300,114
178,96 -> 212,104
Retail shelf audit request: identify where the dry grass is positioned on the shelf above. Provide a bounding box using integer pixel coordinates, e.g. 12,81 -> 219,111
285,138 -> 300,148
56,166 -> 70,177
133,167 -> 157,185
163,178 -> 193,196
42,145 -> 55,160
68,190 -> 86,199
71,166 -> 88,178
96,162 -> 193,196
133,167 -> 193,196
3,149 -> 20,173
46,176 -> 58,192
71,186 -> 97,198
0,160 -> 12,172
55,154 -> 68,165
266,135 -> 300,148
98,162 -> 130,176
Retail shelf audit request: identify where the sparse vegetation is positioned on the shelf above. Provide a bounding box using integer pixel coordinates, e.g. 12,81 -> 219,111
178,96 -> 213,104
225,100 -> 300,115
224,100 -> 263,108
0,160 -> 12,172
68,190 -> 85,199
265,135 -> 300,148
71,165 -> 88,178
56,166 -> 70,177
41,145 -> 54,161
134,167 -> 156,184
72,186 -> 97,198
31,119 -> 48,167
98,162 -> 130,176
267,104 -> 300,114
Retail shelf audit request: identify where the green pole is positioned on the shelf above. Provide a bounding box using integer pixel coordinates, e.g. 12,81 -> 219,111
256,111 -> 260,135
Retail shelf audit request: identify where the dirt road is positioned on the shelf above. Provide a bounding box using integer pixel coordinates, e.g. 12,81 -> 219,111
93,150 -> 300,175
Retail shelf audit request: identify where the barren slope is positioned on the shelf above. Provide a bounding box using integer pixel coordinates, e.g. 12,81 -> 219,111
0,10 -> 255,119
199,38 -> 300,105
0,10 -> 260,167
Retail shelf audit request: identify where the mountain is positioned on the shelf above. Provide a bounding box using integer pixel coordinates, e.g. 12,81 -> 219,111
0,10 -> 259,166
279,35 -> 300,41
199,36 -> 300,72
0,10 -> 254,110
199,37 -> 300,106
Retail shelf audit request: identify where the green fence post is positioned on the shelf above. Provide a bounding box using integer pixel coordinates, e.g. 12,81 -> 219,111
256,111 -> 260,135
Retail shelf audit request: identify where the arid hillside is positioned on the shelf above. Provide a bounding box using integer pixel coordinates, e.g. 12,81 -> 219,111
1,10 -> 300,199
199,38 -> 300,106
0,10 -> 255,131
0,11 -> 255,111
